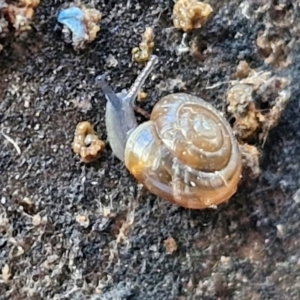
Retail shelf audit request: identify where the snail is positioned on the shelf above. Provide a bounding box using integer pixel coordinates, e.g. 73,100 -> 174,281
97,55 -> 242,209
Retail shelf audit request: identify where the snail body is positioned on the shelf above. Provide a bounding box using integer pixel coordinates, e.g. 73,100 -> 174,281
98,55 -> 242,209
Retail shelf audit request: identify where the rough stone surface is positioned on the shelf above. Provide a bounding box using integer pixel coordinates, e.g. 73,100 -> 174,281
1,1 -> 300,299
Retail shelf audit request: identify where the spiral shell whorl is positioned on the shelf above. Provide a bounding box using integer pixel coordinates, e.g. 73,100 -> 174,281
125,93 -> 242,209
151,93 -> 233,171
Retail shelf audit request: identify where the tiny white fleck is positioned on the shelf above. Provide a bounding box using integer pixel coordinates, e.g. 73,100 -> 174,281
190,181 -> 196,187
209,205 -> 218,209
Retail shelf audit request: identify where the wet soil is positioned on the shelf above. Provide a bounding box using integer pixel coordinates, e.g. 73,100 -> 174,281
1,1 -> 300,299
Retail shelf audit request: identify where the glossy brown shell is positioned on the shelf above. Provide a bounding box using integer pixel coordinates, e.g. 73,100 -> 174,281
124,93 -> 242,209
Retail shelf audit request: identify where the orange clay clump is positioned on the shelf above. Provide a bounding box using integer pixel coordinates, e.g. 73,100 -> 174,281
239,143 -> 261,179
227,61 -> 291,178
256,32 -> 291,69
164,237 -> 178,254
81,6 -> 102,44
172,0 -> 213,32
227,67 -> 291,142
137,90 -> 148,102
72,121 -> 105,163
2,0 -> 40,31
232,60 -> 256,79
132,27 -> 155,64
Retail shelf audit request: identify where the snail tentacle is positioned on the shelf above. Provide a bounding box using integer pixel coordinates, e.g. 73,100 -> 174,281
126,55 -> 159,105
100,55 -> 158,161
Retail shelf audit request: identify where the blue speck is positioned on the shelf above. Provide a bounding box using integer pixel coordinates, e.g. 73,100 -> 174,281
57,7 -> 86,41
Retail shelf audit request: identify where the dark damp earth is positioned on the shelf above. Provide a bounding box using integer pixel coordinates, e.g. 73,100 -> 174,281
1,1 -> 300,299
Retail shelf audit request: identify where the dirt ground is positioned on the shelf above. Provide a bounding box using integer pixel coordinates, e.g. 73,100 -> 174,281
1,0 -> 300,299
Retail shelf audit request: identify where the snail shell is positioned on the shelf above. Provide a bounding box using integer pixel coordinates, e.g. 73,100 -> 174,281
125,93 -> 242,209
98,55 -> 242,209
